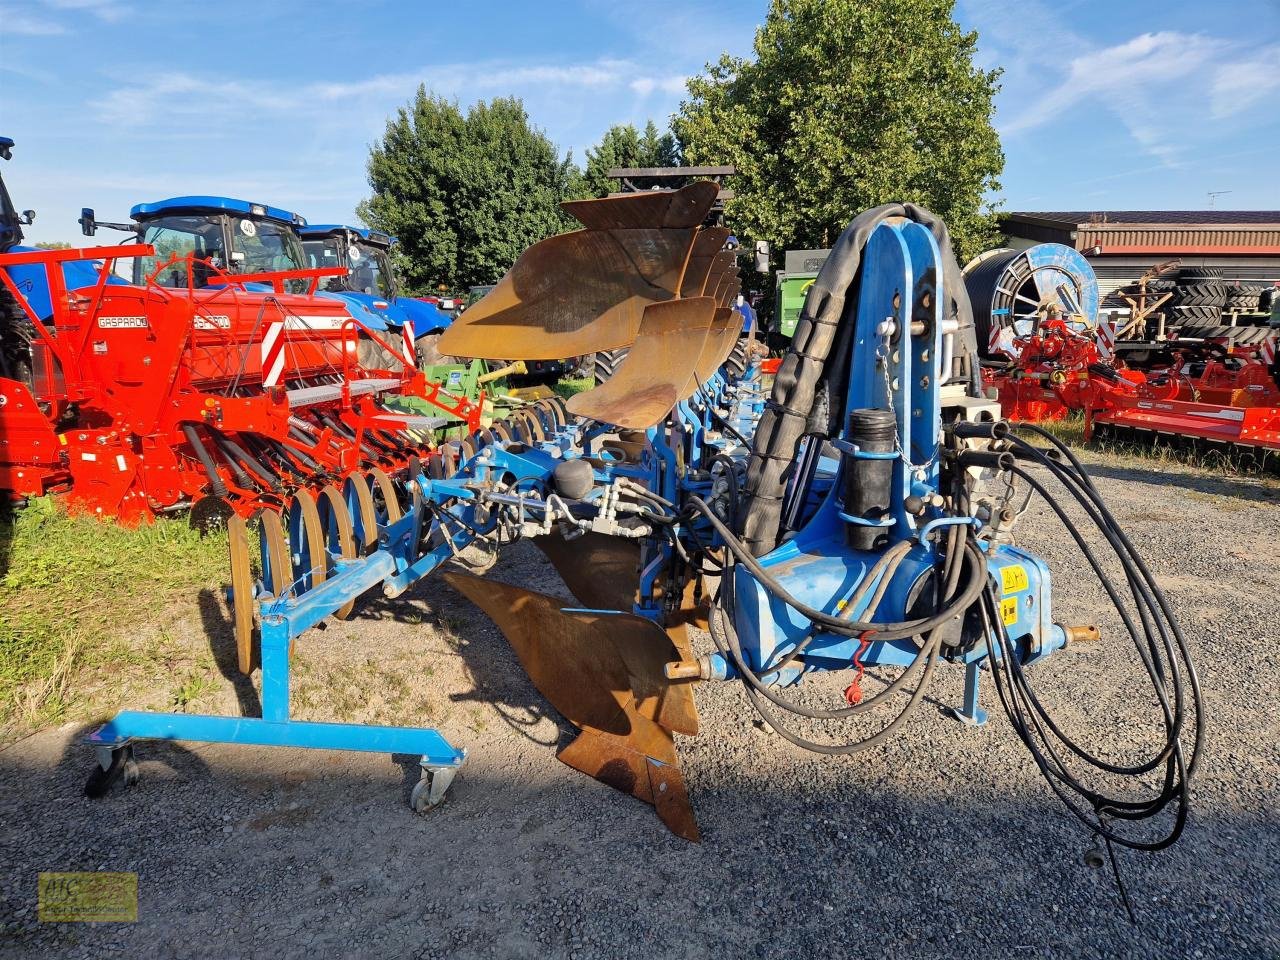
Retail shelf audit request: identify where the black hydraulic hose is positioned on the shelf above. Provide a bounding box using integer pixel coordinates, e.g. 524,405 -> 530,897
700,390 -> 750,447
181,423 -> 228,498
709,539 -> 957,751
243,434 -> 303,482
1004,460 -> 1195,775
213,432 -> 283,492
209,435 -> 256,490
711,528 -> 961,719
280,440 -> 322,473
319,414 -> 379,460
708,453 -> 742,528
751,538 -> 914,680
690,496 -> 988,642
981,590 -> 1192,851
975,440 -> 1202,849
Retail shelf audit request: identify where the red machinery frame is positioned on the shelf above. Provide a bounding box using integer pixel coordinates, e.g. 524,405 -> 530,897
0,244 -> 482,522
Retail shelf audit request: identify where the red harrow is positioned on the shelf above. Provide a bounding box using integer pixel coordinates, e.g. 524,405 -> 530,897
1086,333 -> 1280,458
980,315 -> 1280,459
0,242 -> 486,652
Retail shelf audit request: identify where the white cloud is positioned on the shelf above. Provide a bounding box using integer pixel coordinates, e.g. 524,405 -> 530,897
996,31 -> 1276,165
1211,43 -> 1280,119
92,59 -> 694,127
90,72 -> 298,125
1001,32 -> 1228,136
629,75 -> 687,96
40,0 -> 130,21
3,9 -> 66,33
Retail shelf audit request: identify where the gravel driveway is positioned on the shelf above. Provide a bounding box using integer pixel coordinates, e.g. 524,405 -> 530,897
2,452 -> 1277,959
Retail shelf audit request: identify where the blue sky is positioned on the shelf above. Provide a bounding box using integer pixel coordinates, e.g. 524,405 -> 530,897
2,0 -> 1278,247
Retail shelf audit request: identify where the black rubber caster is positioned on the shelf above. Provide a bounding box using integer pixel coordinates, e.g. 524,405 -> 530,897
84,745 -> 139,799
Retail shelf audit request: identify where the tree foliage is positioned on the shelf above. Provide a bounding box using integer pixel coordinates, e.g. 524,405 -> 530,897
577,120 -> 680,198
673,0 -> 1004,260
360,89 -> 579,292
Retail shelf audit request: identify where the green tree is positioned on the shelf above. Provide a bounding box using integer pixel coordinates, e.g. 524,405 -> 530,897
360,89 -> 579,292
673,0 -> 1003,260
578,120 -> 680,198
34,241 -> 71,250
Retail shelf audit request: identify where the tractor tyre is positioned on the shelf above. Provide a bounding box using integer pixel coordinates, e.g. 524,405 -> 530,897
1169,282 -> 1227,307
0,286 -> 34,387
1171,305 -> 1223,323
415,332 -> 450,368
1178,266 -> 1223,281
1225,291 -> 1261,311
593,348 -> 629,386
356,336 -> 406,372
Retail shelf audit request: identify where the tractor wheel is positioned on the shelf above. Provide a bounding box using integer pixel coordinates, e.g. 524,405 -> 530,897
1178,266 -> 1223,281
1169,282 -> 1227,308
357,336 -> 404,373
415,331 -> 450,368
1171,305 -> 1222,323
0,287 -> 34,386
1225,291 -> 1261,311
593,348 -> 629,386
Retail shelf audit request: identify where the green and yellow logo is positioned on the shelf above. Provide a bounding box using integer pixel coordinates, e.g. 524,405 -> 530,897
38,872 -> 137,922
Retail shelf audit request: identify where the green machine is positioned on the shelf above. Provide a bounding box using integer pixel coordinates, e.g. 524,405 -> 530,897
772,248 -> 831,345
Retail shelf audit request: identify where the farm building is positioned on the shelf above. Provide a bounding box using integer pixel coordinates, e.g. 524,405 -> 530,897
1001,211 -> 1280,302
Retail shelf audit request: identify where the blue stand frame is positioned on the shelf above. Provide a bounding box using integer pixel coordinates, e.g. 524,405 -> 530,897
84,551 -> 466,800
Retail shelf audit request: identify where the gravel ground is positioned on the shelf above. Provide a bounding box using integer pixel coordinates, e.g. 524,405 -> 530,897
1,452 -> 1277,959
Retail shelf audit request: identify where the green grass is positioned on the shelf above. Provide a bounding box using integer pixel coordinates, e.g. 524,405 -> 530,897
554,377 -> 594,399
0,498 -> 226,735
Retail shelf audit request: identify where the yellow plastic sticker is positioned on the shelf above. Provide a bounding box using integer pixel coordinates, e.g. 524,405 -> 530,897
38,872 -> 137,922
1000,597 -> 1019,626
1000,565 -> 1029,594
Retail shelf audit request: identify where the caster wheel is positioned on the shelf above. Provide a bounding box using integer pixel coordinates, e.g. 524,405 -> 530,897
409,764 -> 459,815
84,746 -> 138,799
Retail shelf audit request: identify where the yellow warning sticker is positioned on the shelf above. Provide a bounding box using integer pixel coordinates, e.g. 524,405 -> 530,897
1000,565 -> 1029,594
1000,597 -> 1019,626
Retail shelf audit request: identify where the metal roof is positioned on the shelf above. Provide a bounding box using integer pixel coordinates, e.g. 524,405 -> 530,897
1003,211 -> 1280,255
298,224 -> 396,247
130,196 -> 305,226
1007,211 -> 1280,227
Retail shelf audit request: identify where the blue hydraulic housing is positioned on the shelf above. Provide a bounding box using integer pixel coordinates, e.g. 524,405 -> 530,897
726,220 -> 1066,723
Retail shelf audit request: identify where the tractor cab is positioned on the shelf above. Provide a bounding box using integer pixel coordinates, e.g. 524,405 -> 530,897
81,196 -> 311,293
0,137 -> 37,254
299,225 -> 395,298
298,223 -> 453,344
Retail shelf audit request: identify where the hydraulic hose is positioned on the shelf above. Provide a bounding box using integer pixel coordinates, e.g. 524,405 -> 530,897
690,495 -> 989,642
973,428 -> 1203,851
181,423 -> 228,498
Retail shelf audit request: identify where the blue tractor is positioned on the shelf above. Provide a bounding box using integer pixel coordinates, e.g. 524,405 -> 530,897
2,137 -> 126,388
297,224 -> 454,367
81,196 -> 313,288
79,197 -> 400,366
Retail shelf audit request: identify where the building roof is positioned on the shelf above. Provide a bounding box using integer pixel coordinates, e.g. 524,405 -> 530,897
1008,211 -> 1280,227
1002,211 -> 1280,256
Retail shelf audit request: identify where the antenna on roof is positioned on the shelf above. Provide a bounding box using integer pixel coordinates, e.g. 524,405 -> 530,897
1207,190 -> 1232,209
